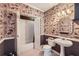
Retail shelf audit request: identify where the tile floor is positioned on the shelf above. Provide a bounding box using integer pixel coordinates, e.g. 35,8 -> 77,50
19,48 -> 58,56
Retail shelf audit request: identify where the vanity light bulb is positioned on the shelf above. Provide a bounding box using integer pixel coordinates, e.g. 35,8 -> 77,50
67,9 -> 71,14
62,11 -> 67,16
57,12 -> 61,17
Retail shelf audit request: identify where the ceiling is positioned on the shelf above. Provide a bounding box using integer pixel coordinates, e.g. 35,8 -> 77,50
26,3 -> 58,12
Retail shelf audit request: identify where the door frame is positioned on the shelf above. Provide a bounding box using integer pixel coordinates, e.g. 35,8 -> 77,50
16,12 -> 41,55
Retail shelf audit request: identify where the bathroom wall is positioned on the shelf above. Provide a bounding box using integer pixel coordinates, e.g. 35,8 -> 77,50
4,39 -> 16,56
0,8 -> 5,56
0,3 -> 44,39
73,20 -> 79,38
0,3 -> 44,55
5,3 -> 44,35
0,3 -> 78,42
44,3 -> 75,37
0,3 -> 79,56
43,3 -> 79,56
0,9 -> 5,41
4,11 -> 17,38
0,42 -> 4,56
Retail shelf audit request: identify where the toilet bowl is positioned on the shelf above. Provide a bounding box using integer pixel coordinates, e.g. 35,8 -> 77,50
43,37 -> 56,56
43,45 -> 52,56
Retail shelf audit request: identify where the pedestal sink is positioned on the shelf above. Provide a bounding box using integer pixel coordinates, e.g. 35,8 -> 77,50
54,38 -> 73,56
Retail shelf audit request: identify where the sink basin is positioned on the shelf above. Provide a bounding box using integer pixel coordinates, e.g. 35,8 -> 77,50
54,38 -> 73,56
55,38 -> 73,47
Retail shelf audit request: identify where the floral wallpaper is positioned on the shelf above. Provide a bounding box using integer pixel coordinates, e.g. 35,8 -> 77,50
0,9 -> 5,40
0,3 -> 44,40
44,3 -> 75,37
0,3 -> 79,40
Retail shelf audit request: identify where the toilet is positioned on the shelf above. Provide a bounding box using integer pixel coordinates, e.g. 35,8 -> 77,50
43,45 -> 52,56
43,37 -> 55,56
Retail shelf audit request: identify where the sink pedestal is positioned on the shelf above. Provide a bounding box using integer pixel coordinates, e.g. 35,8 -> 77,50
54,38 -> 73,56
60,45 -> 65,56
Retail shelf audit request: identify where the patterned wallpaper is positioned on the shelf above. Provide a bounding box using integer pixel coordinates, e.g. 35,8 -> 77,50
0,3 -> 79,40
73,20 -> 79,38
0,9 -> 5,40
4,11 -> 17,38
0,3 -> 44,40
44,3 -> 75,37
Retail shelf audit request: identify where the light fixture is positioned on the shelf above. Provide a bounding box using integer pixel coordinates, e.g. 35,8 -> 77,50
56,9 -> 72,18
57,12 -> 61,17
61,11 -> 67,16
57,11 -> 67,17
66,9 -> 72,14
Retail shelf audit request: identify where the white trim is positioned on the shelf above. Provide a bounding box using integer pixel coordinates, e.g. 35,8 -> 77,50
4,37 -> 15,40
24,3 -> 44,12
0,39 -> 5,44
0,37 -> 15,44
16,12 -> 41,55
44,34 -> 79,42
34,17 -> 41,49
52,49 -> 60,56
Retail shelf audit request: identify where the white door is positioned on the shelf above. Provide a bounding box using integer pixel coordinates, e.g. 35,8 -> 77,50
17,19 -> 34,55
